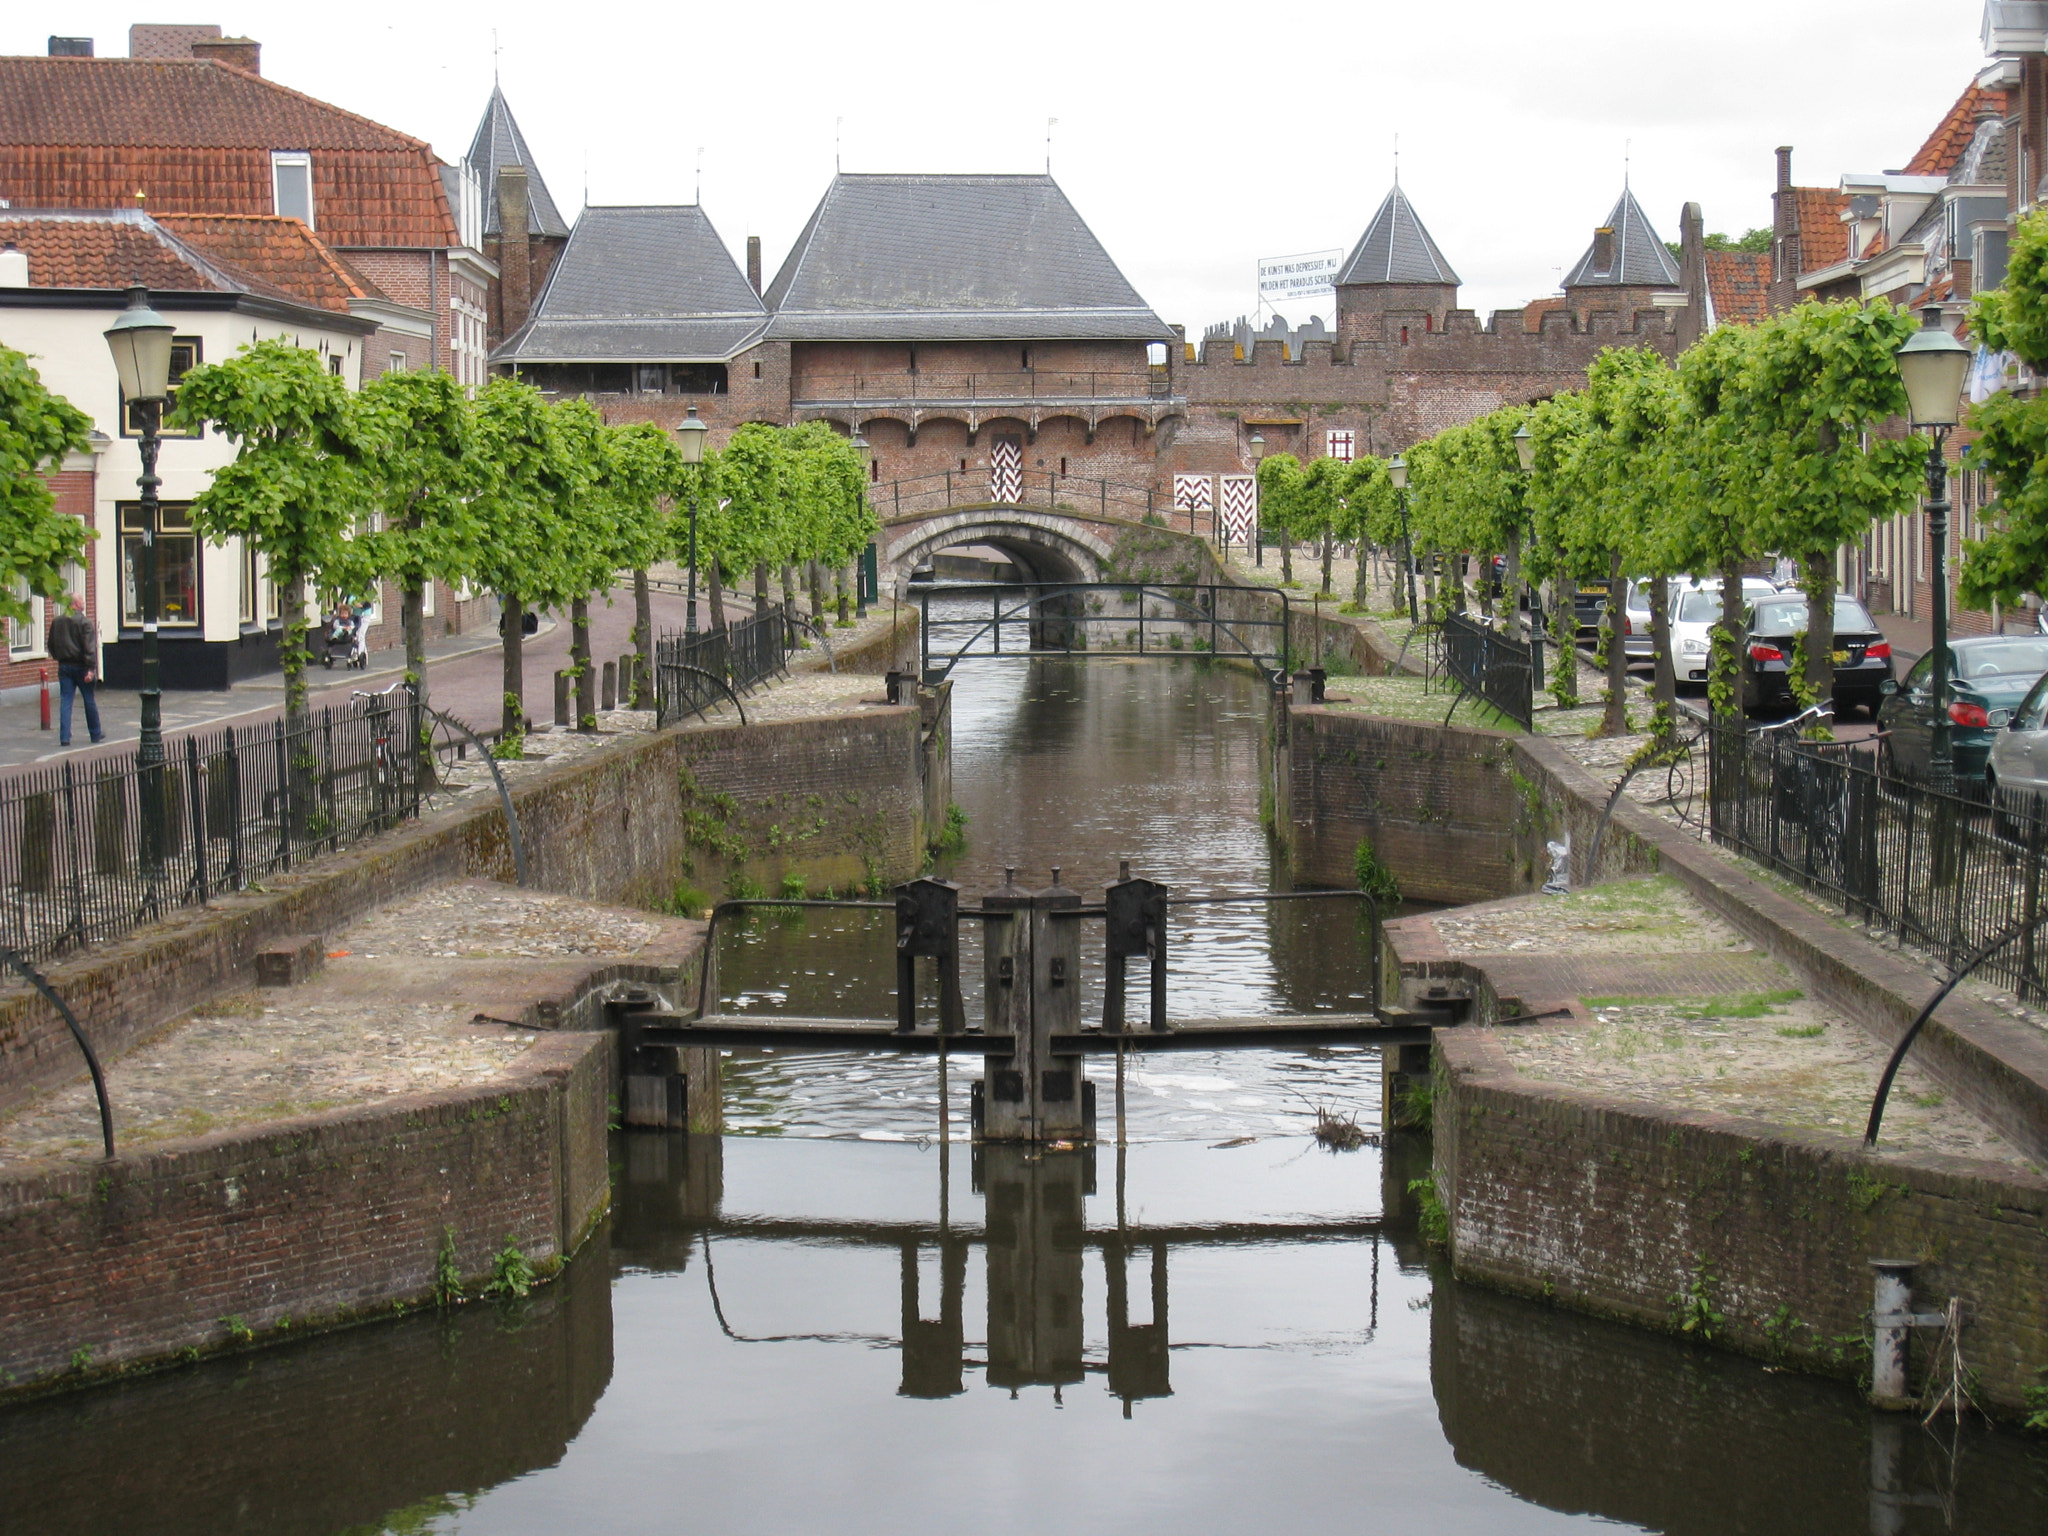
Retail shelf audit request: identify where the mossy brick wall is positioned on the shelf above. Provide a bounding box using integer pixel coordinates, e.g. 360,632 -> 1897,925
1435,1030 -> 2048,1417
0,1225 -> 612,1531
0,1031 -> 611,1395
0,705 -> 933,1113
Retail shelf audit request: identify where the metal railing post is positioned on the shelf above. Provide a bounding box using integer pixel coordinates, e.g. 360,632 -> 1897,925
185,734 -> 208,903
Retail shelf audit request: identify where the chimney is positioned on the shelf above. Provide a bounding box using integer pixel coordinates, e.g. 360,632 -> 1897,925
747,235 -> 762,295
128,23 -> 220,58
496,163 -> 533,339
1591,226 -> 1616,275
47,36 -> 93,57
1776,145 -> 1793,191
0,245 -> 27,288
191,36 -> 261,75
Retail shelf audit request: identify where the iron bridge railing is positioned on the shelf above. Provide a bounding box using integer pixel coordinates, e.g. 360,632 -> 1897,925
915,581 -> 1292,686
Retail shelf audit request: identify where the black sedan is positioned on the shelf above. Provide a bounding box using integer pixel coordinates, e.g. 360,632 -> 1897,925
1739,594 -> 1894,718
1876,636 -> 2048,785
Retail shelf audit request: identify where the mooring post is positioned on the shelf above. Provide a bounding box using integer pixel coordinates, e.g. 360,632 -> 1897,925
894,876 -> 963,1034
1104,860 -> 1168,1033
979,868 -> 1032,1140
1868,1258 -> 1939,1410
601,660 -> 617,712
1029,869 -> 1088,1139
553,669 -> 571,729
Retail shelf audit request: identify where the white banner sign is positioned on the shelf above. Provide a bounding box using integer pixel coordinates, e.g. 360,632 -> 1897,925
1257,249 -> 1344,304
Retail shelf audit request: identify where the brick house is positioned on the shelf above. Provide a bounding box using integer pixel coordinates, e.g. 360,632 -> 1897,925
0,210 -> 376,693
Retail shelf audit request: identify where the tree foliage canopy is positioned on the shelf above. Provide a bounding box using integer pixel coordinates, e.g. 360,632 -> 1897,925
0,345 -> 94,625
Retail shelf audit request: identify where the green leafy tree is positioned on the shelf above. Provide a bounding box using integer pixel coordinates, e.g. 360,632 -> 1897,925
172,338 -> 366,730
1255,453 -> 1309,584
0,346 -> 94,626
1337,455 -> 1400,610
350,370 -> 484,724
1963,207 -> 2048,608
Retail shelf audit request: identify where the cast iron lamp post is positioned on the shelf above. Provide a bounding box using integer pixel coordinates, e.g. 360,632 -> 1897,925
1248,431 -> 1266,567
1388,452 -> 1417,624
677,404 -> 709,638
104,287 -> 176,874
851,431 -> 872,616
1894,306 -> 1973,792
1512,421 -> 1537,645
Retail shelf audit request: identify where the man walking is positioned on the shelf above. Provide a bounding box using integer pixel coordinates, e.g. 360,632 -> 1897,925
46,593 -> 105,748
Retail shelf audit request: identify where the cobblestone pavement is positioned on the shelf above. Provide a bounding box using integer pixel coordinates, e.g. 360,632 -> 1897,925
1402,876 -> 2032,1168
0,882 -> 699,1168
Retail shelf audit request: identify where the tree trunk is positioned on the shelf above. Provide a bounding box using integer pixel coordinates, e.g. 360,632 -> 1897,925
1506,535 -> 1525,641
500,593 -> 525,741
1320,528 -> 1334,595
1601,550 -> 1629,736
1450,555 -> 1467,613
708,561 -> 727,632
402,581 -> 427,716
1553,571 -> 1579,707
1353,545 -> 1370,610
571,595 -> 595,731
806,559 -> 824,619
1803,548 -> 1838,719
755,561 -> 771,618
838,563 -> 854,625
781,563 -> 797,609
279,575 -> 309,734
1279,533 -> 1293,585
632,569 -> 653,707
1715,548 -> 1747,723
1650,573 -> 1677,724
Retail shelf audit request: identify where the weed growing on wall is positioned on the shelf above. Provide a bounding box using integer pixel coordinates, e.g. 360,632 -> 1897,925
1408,1174 -> 1449,1247
1669,1257 -> 1725,1341
1354,838 -> 1402,903
483,1240 -> 535,1299
434,1226 -> 462,1307
935,803 -> 969,855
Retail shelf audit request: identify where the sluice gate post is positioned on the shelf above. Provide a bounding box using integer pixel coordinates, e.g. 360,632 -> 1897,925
609,868 -> 1467,1145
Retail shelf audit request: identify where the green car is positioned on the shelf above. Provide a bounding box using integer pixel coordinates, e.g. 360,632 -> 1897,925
1877,637 -> 2048,786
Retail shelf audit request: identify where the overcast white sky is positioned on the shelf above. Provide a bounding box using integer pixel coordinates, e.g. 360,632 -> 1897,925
11,3 -> 1990,329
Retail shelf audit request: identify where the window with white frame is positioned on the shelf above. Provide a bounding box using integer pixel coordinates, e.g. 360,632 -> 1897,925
1325,429 -> 1356,462
6,579 -> 39,657
272,151 -> 314,227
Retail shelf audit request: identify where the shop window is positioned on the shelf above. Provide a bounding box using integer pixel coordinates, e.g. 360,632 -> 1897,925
119,503 -> 200,628
122,336 -> 202,438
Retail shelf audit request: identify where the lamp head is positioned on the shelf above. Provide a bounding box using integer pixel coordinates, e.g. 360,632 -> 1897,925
1387,453 -> 1408,491
1513,422 -> 1535,473
1895,305 -> 1970,430
675,403 -> 709,464
850,430 -> 871,461
1248,431 -> 1266,462
103,285 -> 175,403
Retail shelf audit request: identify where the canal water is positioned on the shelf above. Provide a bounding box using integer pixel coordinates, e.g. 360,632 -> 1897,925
2,649 -> 2044,1535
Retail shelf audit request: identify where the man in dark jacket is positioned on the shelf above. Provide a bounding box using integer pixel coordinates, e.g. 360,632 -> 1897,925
46,594 -> 105,747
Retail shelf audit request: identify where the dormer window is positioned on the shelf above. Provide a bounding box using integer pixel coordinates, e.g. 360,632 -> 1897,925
272,151 -> 314,227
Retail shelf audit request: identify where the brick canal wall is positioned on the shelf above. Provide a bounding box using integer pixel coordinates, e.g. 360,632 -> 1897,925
1285,709 -> 1659,902
0,1029 -> 612,1394
0,702 -> 934,1114
1435,1029 -> 2048,1416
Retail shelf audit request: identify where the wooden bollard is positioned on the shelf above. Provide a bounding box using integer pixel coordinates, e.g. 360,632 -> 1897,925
553,669 -> 571,729
601,660 -> 617,712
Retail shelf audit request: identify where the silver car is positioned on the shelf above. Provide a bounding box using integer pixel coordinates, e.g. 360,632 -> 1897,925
1986,667 -> 2048,832
1669,577 -> 1781,688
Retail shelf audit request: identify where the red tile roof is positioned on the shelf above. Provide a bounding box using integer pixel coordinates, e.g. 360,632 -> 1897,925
1904,82 -> 2007,177
1704,250 -> 1770,325
154,214 -> 383,310
1521,295 -> 1567,332
0,209 -> 370,312
1787,186 -> 1851,271
0,57 -> 458,248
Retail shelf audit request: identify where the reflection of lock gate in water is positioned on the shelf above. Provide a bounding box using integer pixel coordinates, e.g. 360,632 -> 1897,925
633,1133 -> 1386,1408
605,864 -> 1473,1145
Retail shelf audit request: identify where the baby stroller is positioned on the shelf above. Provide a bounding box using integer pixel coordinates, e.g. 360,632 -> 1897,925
321,609 -> 368,670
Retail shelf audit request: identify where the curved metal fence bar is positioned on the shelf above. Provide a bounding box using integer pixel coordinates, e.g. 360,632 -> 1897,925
0,946 -> 114,1158
1438,612 -> 1537,731
654,663 -> 752,730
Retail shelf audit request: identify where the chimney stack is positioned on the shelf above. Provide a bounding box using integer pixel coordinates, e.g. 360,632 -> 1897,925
46,36 -> 93,57
747,235 -> 762,295
1591,226 -> 1616,275
191,36 -> 261,74
1776,145 -> 1793,191
0,245 -> 27,288
497,163 -> 533,339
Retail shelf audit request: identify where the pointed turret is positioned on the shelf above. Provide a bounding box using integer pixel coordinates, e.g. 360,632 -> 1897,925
467,84 -> 571,241
1333,185 -> 1461,350
1562,186 -> 1680,291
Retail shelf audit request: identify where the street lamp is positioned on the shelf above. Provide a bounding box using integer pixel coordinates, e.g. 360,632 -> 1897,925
1895,305 -> 1972,790
1248,431 -> 1266,567
104,286 -> 175,874
1512,422 -> 1535,474
1388,452 -> 1417,624
676,404 -> 709,638
850,431 -> 872,616
1512,422 -> 1537,643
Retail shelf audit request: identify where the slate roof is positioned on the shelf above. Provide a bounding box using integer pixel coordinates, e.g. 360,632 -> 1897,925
0,56 -> 460,248
466,85 -> 571,241
761,173 -> 1170,342
1704,249 -> 1771,325
493,205 -> 768,363
0,207 -> 371,314
1562,187 -> 1682,288
1905,82 -> 2007,176
1335,185 -> 1460,286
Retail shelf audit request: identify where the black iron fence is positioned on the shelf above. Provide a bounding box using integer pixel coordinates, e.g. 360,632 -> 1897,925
0,692 -> 425,964
1436,612 -> 1538,731
653,604 -> 798,727
1701,719 -> 2048,1001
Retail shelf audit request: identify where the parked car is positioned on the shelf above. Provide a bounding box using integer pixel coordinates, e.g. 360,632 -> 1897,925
1669,577 -> 1781,689
1740,593 -> 1892,717
1879,636 -> 2048,785
1986,667 -> 2048,832
1571,576 -> 1617,639
1622,579 -> 1655,662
